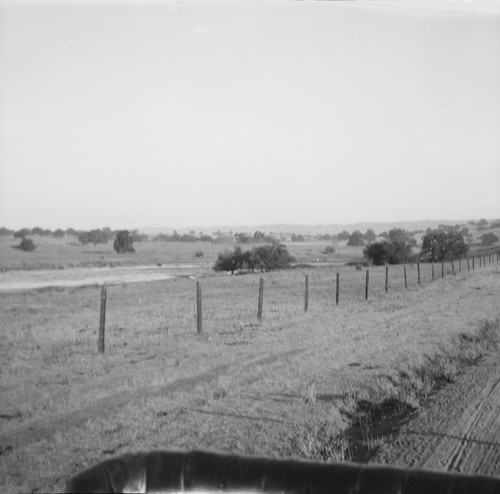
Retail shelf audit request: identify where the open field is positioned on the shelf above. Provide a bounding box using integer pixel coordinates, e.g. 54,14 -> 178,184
0,256 -> 499,492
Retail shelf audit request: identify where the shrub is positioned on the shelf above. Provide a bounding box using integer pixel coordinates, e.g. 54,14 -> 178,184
347,230 -> 365,246
113,230 -> 135,253
480,233 -> 499,246
323,245 -> 336,255
19,237 -> 36,252
363,229 -> 414,265
194,251 -> 204,258
420,230 -> 468,262
213,244 -> 294,273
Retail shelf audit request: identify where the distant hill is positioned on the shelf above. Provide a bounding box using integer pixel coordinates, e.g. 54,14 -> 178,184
140,220 -> 477,236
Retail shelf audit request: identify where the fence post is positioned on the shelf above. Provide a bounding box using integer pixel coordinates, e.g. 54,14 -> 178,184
459,259 -> 461,273
467,257 -> 470,271
257,278 -> 264,322
196,281 -> 202,334
404,265 -> 408,289
432,262 -> 435,282
442,261 -> 445,279
417,263 -> 421,285
385,265 -> 388,293
365,269 -> 369,300
336,272 -> 340,305
451,259 -> 455,275
473,257 -> 475,270
98,284 -> 107,354
304,275 -> 309,313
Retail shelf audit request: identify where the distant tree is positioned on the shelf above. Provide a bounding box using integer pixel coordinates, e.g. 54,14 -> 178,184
113,230 -> 135,253
53,228 -> 65,238
347,230 -> 365,246
66,228 -> 79,237
363,229 -> 376,244
478,218 -> 488,226
213,244 -> 294,273
253,231 -> 266,242
79,229 -> 109,246
0,227 -> 14,236
337,231 -> 350,242
235,233 -> 252,244
213,248 -> 241,273
14,228 -> 30,239
480,233 -> 499,246
291,234 -> 306,242
491,221 -> 500,229
420,230 -> 468,262
19,237 -> 36,252
250,244 -> 294,272
364,242 -> 390,266
323,245 -> 336,255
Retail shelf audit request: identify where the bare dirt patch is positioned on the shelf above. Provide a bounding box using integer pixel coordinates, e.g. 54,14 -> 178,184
374,351 -> 500,476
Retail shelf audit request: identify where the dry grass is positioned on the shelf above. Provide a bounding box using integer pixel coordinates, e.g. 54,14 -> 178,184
0,258 -> 499,492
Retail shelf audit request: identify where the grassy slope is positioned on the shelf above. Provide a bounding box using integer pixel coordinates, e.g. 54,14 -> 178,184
0,258 -> 499,492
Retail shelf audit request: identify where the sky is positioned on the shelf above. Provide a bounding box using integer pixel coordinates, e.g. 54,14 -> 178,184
0,0 -> 499,231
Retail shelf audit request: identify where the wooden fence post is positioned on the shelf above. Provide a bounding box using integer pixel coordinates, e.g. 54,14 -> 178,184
304,275 -> 309,313
459,259 -> 461,273
432,263 -> 435,282
336,272 -> 340,305
385,265 -> 388,293
467,257 -> 470,271
473,257 -> 475,270
257,278 -> 264,322
404,265 -> 408,289
365,269 -> 369,300
451,259 -> 455,275
417,263 -> 421,285
98,285 -> 107,354
196,281 -> 202,334
441,261 -> 444,278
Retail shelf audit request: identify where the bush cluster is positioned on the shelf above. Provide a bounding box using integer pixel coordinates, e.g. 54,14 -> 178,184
214,244 -> 294,273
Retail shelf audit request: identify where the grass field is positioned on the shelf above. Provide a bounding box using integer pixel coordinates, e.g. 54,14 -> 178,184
1,252 -> 500,492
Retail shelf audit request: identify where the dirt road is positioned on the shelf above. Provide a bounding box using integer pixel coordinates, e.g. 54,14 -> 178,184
377,351 -> 500,477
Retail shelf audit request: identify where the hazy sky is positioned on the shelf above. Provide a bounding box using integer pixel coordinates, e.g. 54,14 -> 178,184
0,0 -> 499,230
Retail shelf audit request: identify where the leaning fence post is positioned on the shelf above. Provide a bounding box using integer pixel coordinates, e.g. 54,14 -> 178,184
404,265 -> 408,289
257,278 -> 264,322
385,265 -> 388,293
417,263 -> 421,285
304,275 -> 309,313
365,269 -> 369,300
335,272 -> 340,305
196,281 -> 202,334
451,259 -> 455,275
98,284 -> 107,354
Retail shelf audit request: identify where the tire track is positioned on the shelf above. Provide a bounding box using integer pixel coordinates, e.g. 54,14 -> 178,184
0,348 -> 306,451
377,353 -> 500,476
424,374 -> 500,473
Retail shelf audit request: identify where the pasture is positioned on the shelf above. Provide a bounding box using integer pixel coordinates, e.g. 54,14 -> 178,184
1,253 -> 499,493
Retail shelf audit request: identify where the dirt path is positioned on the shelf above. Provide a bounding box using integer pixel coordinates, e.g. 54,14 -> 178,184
377,352 -> 500,476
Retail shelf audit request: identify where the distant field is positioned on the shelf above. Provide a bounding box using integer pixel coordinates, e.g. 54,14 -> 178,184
0,235 -> 367,272
1,221 -> 498,272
